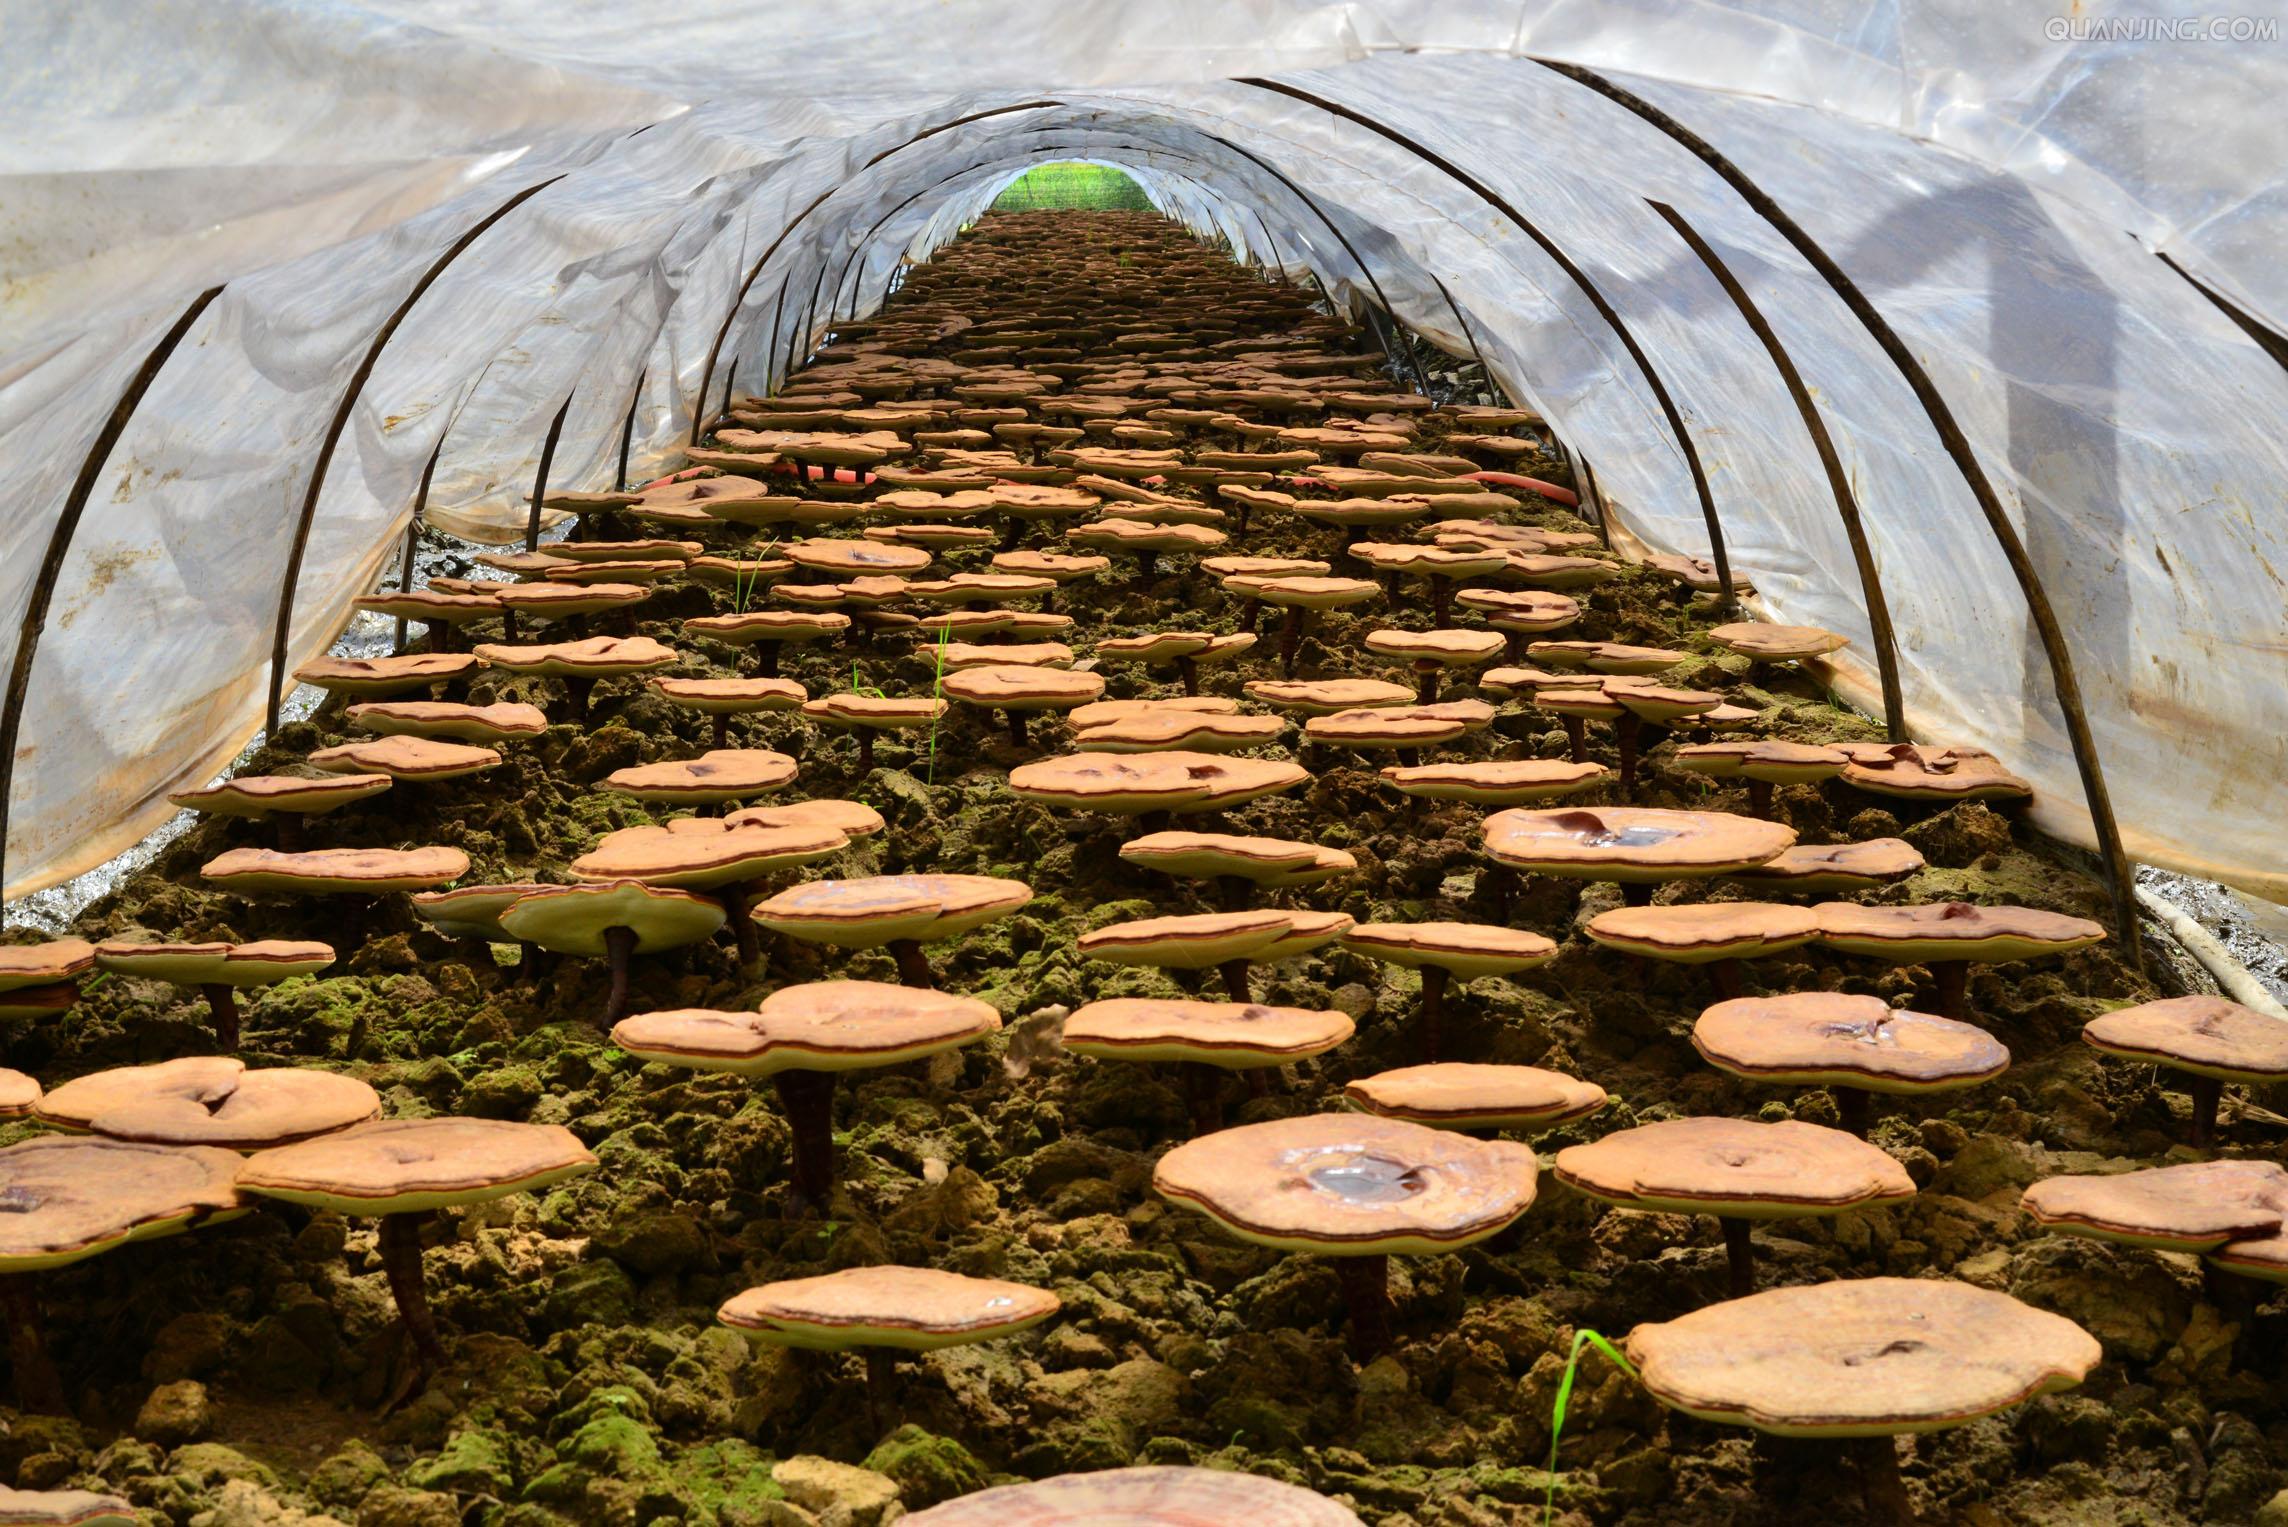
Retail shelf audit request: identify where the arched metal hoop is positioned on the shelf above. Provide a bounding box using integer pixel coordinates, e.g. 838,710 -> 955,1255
1237,75 -> 1740,617
1538,59 -> 2140,955
1,284 -> 224,910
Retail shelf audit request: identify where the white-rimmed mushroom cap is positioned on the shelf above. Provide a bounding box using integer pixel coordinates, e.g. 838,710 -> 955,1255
238,1118 -> 597,1215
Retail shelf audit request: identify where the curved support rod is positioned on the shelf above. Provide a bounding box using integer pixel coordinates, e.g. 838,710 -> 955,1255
1539,59 -> 2139,960
523,392 -> 575,552
614,370 -> 645,492
1199,129 -> 1434,399
1237,76 -> 1738,617
267,174 -> 566,731
691,100 -> 1061,441
393,435 -> 445,653
1,284 -> 223,912
1648,199 -> 1906,741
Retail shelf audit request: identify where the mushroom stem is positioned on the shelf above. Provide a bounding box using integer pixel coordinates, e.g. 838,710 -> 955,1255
378,1209 -> 444,1384
1135,550 -> 1160,583
999,518 -> 1024,551
1214,875 -> 1251,913
1332,1254 -> 1393,1361
1615,712 -> 1643,797
0,1274 -> 65,1414
1418,965 -> 1449,1063
1852,1436 -> 1912,1526
1429,575 -> 1454,627
753,643 -> 781,678
2202,1260 -> 2262,1331
501,609 -> 520,642
1279,608 -> 1307,679
1005,710 -> 1029,749
1720,1216 -> 1755,1299
1179,1062 -> 1226,1135
1174,655 -> 1199,697
864,1346 -> 897,1435
1237,597 -> 1261,637
516,941 -> 544,983
1414,662 -> 1440,704
1560,715 -> 1587,764
602,925 -> 637,1023
1929,962 -> 1969,1021
1138,808 -> 1172,835
1836,1087 -> 1872,1138
562,676 -> 595,725
773,1069 -> 838,1213
1504,630 -> 1527,663
856,731 -> 877,773
1216,958 -> 1253,1004
2187,1074 -> 2225,1149
200,983 -> 241,1050
1747,778 -> 1776,816
715,882 -> 763,971
711,713 -> 731,749
1620,882 -> 1655,908
1707,958 -> 1743,1001
274,813 -> 304,853
887,938 -> 936,989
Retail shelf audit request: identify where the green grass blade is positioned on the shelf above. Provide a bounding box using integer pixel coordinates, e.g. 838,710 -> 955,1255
1543,1328 -> 1639,1526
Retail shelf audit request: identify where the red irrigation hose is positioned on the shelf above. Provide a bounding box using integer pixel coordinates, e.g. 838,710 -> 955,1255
1466,470 -> 1577,507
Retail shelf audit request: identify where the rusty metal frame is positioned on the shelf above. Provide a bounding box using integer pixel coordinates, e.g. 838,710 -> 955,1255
1649,199 -> 1907,742
265,174 -> 566,730
1,284 -> 225,910
690,101 -> 1062,441
614,371 -> 645,492
1237,76 -> 1739,617
2153,249 -> 2288,376
1540,59 -> 2140,953
523,391 -> 575,551
392,435 -> 446,653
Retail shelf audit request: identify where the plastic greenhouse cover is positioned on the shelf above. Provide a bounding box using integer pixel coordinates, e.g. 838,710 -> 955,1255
3,0 -> 2286,907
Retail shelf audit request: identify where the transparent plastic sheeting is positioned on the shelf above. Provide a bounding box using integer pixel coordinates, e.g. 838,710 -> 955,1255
3,4 -> 2287,906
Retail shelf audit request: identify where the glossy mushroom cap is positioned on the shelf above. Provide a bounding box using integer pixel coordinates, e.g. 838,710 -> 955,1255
498,882 -> 727,955
471,635 -> 678,676
722,798 -> 885,838
613,981 -> 1001,1074
1838,743 -> 2032,801
1010,752 -> 1307,814
292,653 -> 477,694
604,749 -> 799,804
1706,622 -> 1851,661
168,774 -> 393,818
570,820 -> 846,889
1816,901 -> 2106,963
1073,711 -> 1285,753
36,1057 -> 379,1149
1062,998 -> 1354,1069
1626,1278 -> 2098,1437
0,1137 -> 245,1271
1155,1114 -> 1537,1255
753,874 -> 1030,947
1694,993 -> 2009,1093
201,846 -> 469,894
1076,910 -> 1297,969
1244,679 -> 1418,715
2082,995 -> 2288,1081
942,665 -> 1105,710
1340,923 -> 1555,979
0,941 -> 96,991
1733,839 -> 1924,894
238,1118 -> 597,1214
1345,1063 -> 1607,1130
1484,808 -> 1795,882
0,1490 -> 137,1527
2020,1160 -> 2288,1252
1121,831 -> 1355,887
308,736 -> 502,781
718,1264 -> 1058,1351
1555,1117 -> 1915,1218
346,700 -> 549,742
901,1467 -> 1362,1525
1379,759 -> 1607,804
1585,902 -> 1820,964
